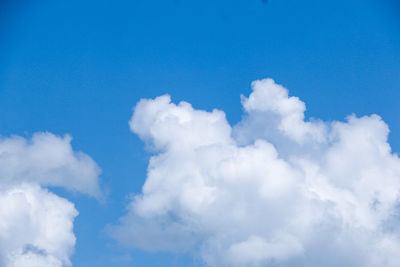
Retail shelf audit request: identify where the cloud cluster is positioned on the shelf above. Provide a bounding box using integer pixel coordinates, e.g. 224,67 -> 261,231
0,133 -> 101,267
110,79 -> 400,266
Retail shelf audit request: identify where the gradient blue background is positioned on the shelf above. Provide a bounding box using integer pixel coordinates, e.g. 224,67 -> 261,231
1,0 -> 399,266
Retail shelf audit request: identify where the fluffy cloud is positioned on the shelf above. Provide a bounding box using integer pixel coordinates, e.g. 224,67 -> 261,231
0,133 -> 101,267
0,133 -> 101,198
110,79 -> 400,266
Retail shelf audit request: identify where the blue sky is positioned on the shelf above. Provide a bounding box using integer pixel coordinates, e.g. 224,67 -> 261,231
1,0 -> 400,266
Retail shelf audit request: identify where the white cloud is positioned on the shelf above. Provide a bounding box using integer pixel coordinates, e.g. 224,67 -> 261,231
0,185 -> 77,267
0,133 -> 101,198
0,133 -> 101,267
110,78 -> 400,267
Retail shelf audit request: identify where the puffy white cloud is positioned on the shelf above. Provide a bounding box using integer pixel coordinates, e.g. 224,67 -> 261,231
110,78 -> 400,267
0,185 -> 77,267
0,133 -> 101,198
0,133 -> 101,267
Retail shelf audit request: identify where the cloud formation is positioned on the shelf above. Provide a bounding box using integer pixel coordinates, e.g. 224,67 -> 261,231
110,79 -> 400,266
0,133 -> 101,267
0,133 -> 101,197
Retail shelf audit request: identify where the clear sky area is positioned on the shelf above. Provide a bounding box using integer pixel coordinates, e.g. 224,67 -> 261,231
0,0 -> 400,266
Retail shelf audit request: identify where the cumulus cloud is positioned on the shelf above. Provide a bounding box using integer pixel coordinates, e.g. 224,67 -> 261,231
0,133 -> 101,198
0,133 -> 101,267
109,78 -> 400,266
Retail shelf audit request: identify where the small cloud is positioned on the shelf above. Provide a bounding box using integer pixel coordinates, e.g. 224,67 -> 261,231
0,132 -> 102,266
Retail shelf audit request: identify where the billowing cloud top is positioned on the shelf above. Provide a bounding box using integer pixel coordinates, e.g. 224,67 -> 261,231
0,133 -> 101,267
110,79 -> 400,267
